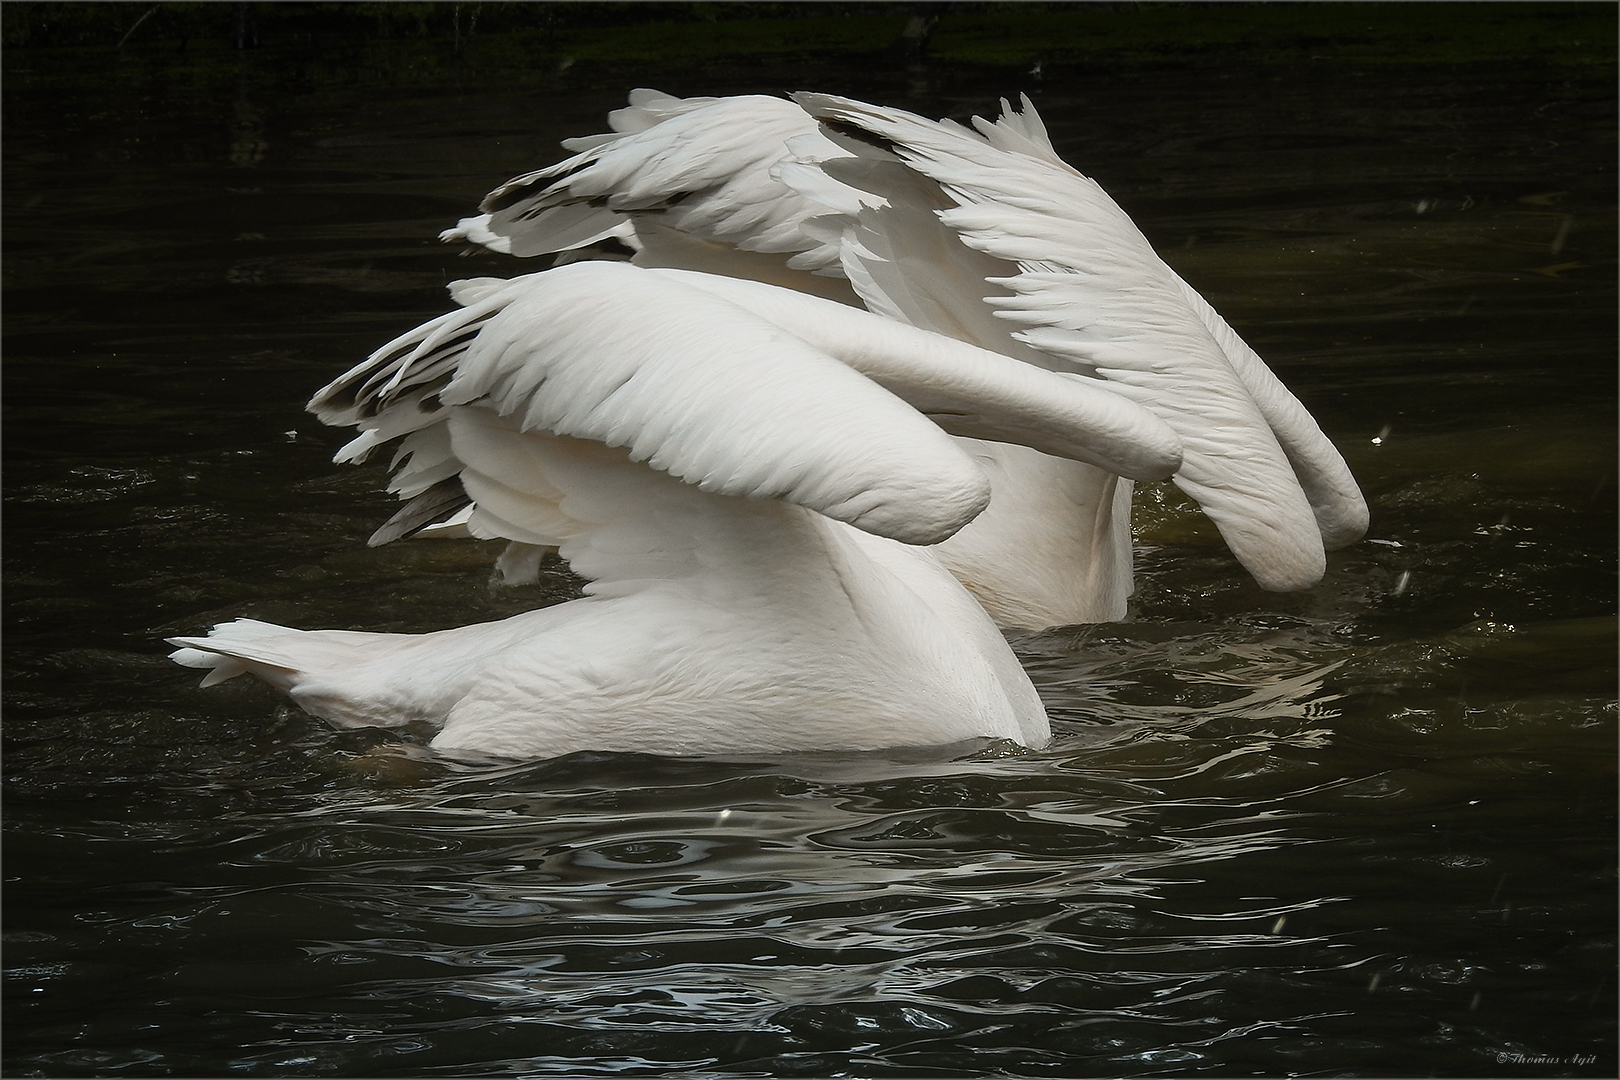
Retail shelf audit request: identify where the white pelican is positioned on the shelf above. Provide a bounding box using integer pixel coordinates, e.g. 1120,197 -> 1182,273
443,90 -> 1368,629
170,262 -> 1185,758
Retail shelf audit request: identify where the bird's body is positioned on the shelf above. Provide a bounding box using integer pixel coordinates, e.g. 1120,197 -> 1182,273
171,261 -> 1183,757
172,91 -> 1366,760
173,439 -> 1047,759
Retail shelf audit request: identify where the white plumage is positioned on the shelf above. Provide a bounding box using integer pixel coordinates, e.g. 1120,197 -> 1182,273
170,261 -> 1184,757
446,89 -> 1367,625
171,90 -> 1365,760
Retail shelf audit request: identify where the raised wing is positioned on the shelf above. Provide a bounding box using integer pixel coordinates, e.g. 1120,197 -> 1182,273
311,262 -> 1186,559
793,92 -> 1367,590
443,91 -> 847,276
310,262 -> 1001,550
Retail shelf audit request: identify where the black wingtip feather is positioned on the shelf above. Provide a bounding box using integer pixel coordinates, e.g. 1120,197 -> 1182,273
367,478 -> 473,547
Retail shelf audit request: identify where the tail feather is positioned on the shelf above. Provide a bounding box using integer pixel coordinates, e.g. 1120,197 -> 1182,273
168,648 -> 260,688
166,618 -> 330,691
168,618 -> 439,731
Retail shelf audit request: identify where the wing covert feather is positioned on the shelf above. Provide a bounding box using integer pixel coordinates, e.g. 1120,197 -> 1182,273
311,262 -> 996,547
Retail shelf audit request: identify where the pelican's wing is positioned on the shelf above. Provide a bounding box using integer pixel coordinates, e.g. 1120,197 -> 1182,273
312,262 -> 1186,587
310,262 -> 1000,549
795,92 -> 1366,590
437,89 -> 718,256
448,92 -> 848,276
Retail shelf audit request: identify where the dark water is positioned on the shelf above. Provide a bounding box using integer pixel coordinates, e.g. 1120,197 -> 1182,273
5,43 -> 1615,1079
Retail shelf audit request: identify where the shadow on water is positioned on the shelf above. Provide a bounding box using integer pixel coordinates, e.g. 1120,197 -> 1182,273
4,7 -> 1616,1078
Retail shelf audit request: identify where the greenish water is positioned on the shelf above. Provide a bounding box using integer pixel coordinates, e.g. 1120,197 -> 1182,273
4,25 -> 1615,1080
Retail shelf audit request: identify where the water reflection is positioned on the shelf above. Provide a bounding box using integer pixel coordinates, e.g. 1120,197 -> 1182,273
35,744 -> 1362,1074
